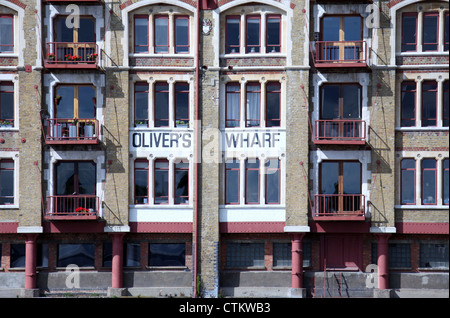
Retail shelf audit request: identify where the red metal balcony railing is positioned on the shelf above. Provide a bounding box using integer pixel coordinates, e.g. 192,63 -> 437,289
314,194 -> 365,221
313,119 -> 366,145
45,195 -> 99,220
314,41 -> 367,68
44,42 -> 99,69
45,118 -> 99,145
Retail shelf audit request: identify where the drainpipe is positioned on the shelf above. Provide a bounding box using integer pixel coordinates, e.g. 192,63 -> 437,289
193,0 -> 201,298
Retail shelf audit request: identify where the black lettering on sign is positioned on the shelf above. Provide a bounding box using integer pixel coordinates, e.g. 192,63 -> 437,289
131,132 -> 192,149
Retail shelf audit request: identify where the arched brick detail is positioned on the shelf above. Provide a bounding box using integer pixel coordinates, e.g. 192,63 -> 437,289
119,0 -> 197,10
5,0 -> 26,9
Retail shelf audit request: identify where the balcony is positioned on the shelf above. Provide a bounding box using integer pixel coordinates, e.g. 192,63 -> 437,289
313,119 -> 366,145
44,42 -> 99,69
44,195 -> 99,221
45,118 -> 99,145
313,194 -> 365,221
314,41 -> 368,68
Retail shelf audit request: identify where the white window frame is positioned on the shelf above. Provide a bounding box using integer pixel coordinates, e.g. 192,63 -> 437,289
0,151 -> 19,208
395,152 -> 449,209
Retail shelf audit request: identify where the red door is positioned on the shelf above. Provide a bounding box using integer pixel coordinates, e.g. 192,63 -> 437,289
322,234 -> 363,270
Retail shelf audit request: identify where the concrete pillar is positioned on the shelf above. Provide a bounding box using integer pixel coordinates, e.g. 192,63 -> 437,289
376,234 -> 391,290
111,233 -> 125,288
291,233 -> 305,289
24,233 -> 39,290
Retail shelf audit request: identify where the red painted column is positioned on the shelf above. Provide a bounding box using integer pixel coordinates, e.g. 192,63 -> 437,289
24,234 -> 39,290
111,233 -> 125,288
291,233 -> 305,288
376,234 -> 391,290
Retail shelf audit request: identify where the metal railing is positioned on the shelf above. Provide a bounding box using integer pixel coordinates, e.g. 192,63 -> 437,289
315,41 -> 366,65
45,118 -> 99,144
45,42 -> 98,65
314,119 -> 366,143
314,194 -> 365,218
45,195 -> 99,219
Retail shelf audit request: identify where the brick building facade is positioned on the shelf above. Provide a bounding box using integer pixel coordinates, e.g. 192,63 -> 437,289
0,0 -> 448,298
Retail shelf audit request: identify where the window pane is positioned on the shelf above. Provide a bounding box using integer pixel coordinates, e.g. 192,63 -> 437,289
246,84 -> 260,127
422,82 -> 437,127
423,14 -> 438,51
0,16 -> 13,52
273,243 -> 291,267
226,84 -> 240,127
402,14 -> 417,51
321,85 -> 339,119
401,83 -> 416,127
422,159 -> 436,204
226,159 -> 239,204
344,16 -> 361,41
155,84 -> 169,127
149,243 -> 185,266
420,243 -> 449,269
267,16 -> 281,53
246,17 -> 260,53
135,167 -> 148,204
135,17 -> 149,53
135,83 -> 149,123
124,243 -> 140,267
389,243 -> 411,268
342,85 -> 361,119
55,17 -> 73,42
266,83 -> 280,127
55,86 -> 75,118
154,160 -> 168,204
103,243 -> 112,267
56,162 -> 75,195
444,159 -> 449,205
0,84 -> 13,121
175,17 -> 189,53
246,159 -> 259,203
58,243 -> 95,267
343,162 -> 361,194
226,17 -> 240,53
175,83 -> 189,126
401,159 -> 415,204
10,244 -> 25,268
155,16 -> 169,53
226,243 -> 264,268
0,162 -> 13,204
78,86 -> 96,119
175,162 -> 189,204
78,18 -> 95,42
265,159 -> 280,204
443,81 -> 449,127
321,162 -> 339,194
77,162 -> 96,195
445,13 -> 449,51
322,17 -> 340,41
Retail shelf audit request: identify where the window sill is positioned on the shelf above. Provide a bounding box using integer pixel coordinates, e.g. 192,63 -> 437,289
396,51 -> 449,56
395,127 -> 449,132
130,204 -> 193,209
221,53 -> 286,59
0,127 -> 18,131
129,53 -> 193,58
220,204 -> 285,209
0,205 -> 19,209
395,205 -> 449,210
146,266 -> 189,271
